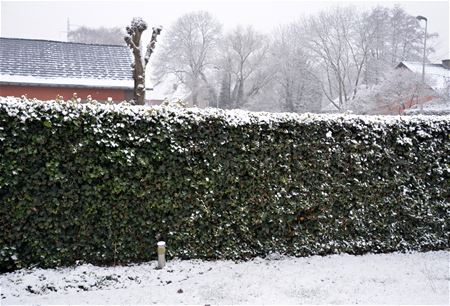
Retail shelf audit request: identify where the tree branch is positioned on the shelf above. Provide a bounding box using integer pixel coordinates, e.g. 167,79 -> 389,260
145,26 -> 162,67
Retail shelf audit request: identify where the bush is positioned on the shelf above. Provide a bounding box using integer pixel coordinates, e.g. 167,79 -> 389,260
0,97 -> 449,271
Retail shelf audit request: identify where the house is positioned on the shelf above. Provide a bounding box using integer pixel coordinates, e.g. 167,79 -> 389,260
377,59 -> 450,114
396,60 -> 450,93
320,59 -> 450,115
0,37 -> 134,101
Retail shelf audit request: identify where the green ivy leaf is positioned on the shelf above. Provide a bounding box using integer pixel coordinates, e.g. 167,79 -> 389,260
43,120 -> 52,128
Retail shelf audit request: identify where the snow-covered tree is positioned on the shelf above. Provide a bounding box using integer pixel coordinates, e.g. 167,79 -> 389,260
300,7 -> 369,111
348,68 -> 433,114
218,25 -> 272,109
388,6 -> 427,66
124,17 -> 162,105
151,5 -> 437,113
363,5 -> 437,85
363,6 -> 392,85
298,5 -> 437,112
217,56 -> 233,109
379,69 -> 434,113
270,24 -> 322,113
153,11 -> 222,107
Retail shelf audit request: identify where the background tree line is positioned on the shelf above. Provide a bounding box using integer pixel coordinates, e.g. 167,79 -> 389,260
152,5 -> 438,113
68,5 -> 439,113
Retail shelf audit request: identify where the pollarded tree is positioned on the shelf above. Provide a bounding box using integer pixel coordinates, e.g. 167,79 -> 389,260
124,17 -> 162,105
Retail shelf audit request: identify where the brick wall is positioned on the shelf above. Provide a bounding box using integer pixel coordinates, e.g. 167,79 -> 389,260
0,85 -> 128,101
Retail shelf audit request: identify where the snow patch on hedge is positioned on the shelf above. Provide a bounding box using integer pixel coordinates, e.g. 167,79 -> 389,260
1,96 -> 449,127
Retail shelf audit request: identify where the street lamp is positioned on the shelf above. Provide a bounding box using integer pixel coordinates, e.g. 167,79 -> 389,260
416,15 -> 427,112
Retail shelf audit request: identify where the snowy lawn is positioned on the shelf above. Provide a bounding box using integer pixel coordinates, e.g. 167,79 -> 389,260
1,251 -> 448,304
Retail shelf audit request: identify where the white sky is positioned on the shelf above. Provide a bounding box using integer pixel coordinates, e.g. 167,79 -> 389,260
0,0 -> 449,61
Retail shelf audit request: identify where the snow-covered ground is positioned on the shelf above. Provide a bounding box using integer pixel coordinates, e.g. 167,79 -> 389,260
1,251 -> 448,304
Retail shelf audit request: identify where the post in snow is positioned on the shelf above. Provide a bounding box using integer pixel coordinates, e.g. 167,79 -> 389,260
157,241 -> 166,269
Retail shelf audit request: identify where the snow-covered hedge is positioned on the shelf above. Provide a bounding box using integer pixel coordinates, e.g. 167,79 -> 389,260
1,97 -> 449,271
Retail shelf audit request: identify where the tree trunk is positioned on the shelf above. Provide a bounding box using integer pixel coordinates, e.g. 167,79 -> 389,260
284,81 -> 294,112
200,72 -> 217,107
128,24 -> 146,105
191,78 -> 199,106
133,51 -> 146,105
236,78 -> 245,108
125,19 -> 161,105
218,72 -> 231,109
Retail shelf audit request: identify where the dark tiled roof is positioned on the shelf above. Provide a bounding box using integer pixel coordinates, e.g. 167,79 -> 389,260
0,37 -> 133,89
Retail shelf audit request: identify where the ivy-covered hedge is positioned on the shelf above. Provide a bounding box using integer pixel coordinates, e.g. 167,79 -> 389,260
0,98 -> 449,271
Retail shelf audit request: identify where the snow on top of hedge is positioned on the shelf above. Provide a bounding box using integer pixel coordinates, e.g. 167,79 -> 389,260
1,97 -> 449,128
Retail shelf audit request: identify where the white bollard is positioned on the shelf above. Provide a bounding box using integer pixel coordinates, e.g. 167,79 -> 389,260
157,241 -> 166,269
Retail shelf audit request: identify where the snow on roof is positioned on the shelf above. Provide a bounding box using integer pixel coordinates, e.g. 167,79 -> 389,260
398,61 -> 450,91
0,74 -> 133,89
0,37 -> 133,89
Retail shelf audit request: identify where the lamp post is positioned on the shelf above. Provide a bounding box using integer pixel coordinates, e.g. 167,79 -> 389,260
416,15 -> 427,113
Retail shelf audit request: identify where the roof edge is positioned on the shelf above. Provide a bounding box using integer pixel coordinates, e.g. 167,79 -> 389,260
0,36 -> 128,48
0,74 -> 134,90
0,81 -> 134,90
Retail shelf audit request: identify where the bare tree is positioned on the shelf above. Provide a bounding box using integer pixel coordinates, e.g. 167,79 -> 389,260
124,17 -> 162,105
389,6 -> 424,66
149,5 -> 436,112
270,24 -> 322,113
297,5 -> 437,112
68,26 -> 125,45
363,6 -> 392,85
218,25 -> 272,109
153,11 -> 222,107
301,7 -> 370,111
364,6 -> 436,85
217,56 -> 233,109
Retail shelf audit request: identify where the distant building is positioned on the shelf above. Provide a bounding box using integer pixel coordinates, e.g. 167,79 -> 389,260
382,59 -> 450,114
321,59 -> 450,115
396,60 -> 450,93
0,37 -> 134,101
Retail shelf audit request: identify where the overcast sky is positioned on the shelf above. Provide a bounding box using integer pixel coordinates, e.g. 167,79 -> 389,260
1,0 -> 449,61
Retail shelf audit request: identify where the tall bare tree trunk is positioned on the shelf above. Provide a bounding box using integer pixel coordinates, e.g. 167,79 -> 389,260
236,78 -> 245,108
131,31 -> 145,105
125,18 -> 161,105
200,72 -> 218,107
191,79 -> 199,106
